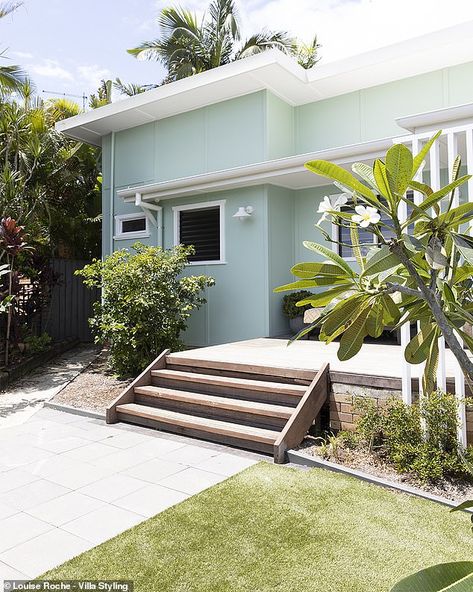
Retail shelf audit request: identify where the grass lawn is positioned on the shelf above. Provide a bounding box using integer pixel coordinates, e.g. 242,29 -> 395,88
43,463 -> 473,591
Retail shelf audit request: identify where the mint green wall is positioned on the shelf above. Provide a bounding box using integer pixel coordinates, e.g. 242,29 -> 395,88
266,92 -> 294,160
267,186 -> 294,335
100,59 -> 473,347
295,62 -> 473,153
160,186 -> 270,347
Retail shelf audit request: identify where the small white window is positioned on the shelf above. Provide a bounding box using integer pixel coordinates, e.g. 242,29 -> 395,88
114,213 -> 150,240
173,200 -> 226,265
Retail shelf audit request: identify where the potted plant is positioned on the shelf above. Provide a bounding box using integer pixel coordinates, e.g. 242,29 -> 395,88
282,290 -> 313,335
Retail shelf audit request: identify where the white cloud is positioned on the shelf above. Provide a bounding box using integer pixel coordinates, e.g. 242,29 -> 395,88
237,0 -> 473,62
29,59 -> 73,81
77,64 -> 112,90
155,0 -> 473,63
12,50 -> 33,59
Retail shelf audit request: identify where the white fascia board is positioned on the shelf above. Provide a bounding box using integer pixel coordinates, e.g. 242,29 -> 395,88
396,102 -> 473,133
117,136 -> 394,202
56,21 -> 473,146
306,21 -> 473,99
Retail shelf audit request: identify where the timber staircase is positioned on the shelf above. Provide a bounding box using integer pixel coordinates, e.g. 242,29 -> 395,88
106,350 -> 329,463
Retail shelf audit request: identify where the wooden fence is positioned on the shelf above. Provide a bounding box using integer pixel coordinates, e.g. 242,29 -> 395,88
41,258 -> 99,342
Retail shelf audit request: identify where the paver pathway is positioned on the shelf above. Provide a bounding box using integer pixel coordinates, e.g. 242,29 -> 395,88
0,407 -> 259,581
0,346 -> 97,429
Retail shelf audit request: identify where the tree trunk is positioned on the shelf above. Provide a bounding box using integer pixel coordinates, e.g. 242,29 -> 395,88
4,256 -> 13,367
390,242 -> 473,386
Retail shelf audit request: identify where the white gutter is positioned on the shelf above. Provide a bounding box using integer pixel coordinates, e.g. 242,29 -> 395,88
109,132 -> 115,256
396,101 -> 473,133
117,136 -> 395,202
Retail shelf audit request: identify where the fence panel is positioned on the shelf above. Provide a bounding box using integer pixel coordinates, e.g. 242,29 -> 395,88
42,258 -> 99,342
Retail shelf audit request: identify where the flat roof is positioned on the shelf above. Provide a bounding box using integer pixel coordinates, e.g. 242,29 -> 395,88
56,20 -> 473,146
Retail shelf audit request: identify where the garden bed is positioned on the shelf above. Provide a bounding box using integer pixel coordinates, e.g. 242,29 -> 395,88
51,348 -> 131,413
297,436 -> 473,502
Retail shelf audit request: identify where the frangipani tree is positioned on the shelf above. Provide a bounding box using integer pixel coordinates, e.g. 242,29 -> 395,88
276,131 -> 473,394
275,132 -> 473,591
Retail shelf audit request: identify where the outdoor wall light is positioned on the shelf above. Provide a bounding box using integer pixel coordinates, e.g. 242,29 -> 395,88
233,206 -> 254,221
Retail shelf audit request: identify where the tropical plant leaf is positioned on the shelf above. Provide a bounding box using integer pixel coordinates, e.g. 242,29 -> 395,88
414,176 -> 471,215
362,245 -> 400,277
274,277 -> 348,292
408,180 -> 433,197
296,285 -> 350,308
304,160 -> 379,205
423,334 -> 439,395
302,241 -> 355,277
386,143 -> 413,197
373,159 -> 394,206
452,233 -> 473,265
390,561 -> 473,592
451,499 -> 473,513
412,130 -> 442,177
366,301 -> 384,338
350,223 -> 364,270
404,324 -> 436,364
337,304 -> 371,360
320,294 -> 368,340
291,262 -> 347,279
351,162 -> 378,190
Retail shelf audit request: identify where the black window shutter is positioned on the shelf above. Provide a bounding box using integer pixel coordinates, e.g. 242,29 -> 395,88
179,207 -> 220,262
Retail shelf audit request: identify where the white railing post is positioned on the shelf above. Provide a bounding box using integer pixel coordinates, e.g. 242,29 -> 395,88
430,139 -> 447,392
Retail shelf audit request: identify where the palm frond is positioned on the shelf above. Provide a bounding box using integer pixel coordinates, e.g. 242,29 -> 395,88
236,30 -> 295,59
0,1 -> 22,19
113,78 -> 152,96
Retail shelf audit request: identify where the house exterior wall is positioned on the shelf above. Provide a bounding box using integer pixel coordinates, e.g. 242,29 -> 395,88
101,59 -> 473,347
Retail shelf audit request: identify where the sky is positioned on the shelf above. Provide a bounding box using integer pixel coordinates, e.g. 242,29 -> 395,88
3,0 -> 473,105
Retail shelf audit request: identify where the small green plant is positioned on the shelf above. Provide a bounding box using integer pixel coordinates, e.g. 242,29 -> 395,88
352,397 -> 384,451
282,290 -> 313,319
77,243 -> 215,377
24,332 -> 52,354
314,432 -> 343,460
353,391 -> 470,482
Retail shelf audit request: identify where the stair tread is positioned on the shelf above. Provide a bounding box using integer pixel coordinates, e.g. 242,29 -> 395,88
151,369 -> 307,395
134,386 -> 294,419
116,403 -> 280,444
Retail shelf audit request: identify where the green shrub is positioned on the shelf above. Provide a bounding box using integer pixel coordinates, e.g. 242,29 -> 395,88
24,332 -> 52,354
282,290 -> 313,319
77,243 -> 214,377
353,391 -> 471,482
353,397 -> 384,450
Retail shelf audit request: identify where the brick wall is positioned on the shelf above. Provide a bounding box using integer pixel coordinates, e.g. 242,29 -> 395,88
328,381 -> 473,445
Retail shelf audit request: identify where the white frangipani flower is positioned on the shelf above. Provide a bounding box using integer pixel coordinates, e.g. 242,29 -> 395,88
352,205 -> 380,228
317,194 -> 349,222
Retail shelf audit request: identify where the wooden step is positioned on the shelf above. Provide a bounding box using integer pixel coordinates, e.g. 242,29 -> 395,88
151,369 -> 306,403
116,403 -> 279,453
134,385 -> 293,428
165,356 -> 315,384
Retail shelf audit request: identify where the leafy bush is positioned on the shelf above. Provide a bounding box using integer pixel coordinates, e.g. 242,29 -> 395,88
282,290 -> 313,319
353,397 -> 384,450
77,243 -> 214,377
353,392 -> 470,482
24,332 -> 52,354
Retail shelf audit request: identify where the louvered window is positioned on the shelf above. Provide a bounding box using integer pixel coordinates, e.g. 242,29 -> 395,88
174,202 -> 224,263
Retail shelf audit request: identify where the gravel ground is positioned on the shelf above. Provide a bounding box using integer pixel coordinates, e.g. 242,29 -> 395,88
52,348 -> 131,413
299,436 -> 473,502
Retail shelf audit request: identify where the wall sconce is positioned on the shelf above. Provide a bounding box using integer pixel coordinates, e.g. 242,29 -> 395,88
233,206 -> 254,221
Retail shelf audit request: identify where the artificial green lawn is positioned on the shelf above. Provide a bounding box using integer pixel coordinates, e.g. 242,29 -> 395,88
43,463 -> 473,591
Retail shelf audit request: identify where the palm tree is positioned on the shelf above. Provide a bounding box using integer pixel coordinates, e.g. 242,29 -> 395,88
128,0 -> 311,83
0,2 -> 26,93
113,78 -> 156,97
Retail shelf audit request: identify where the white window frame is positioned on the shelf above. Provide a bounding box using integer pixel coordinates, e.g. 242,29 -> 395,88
114,212 -> 150,240
173,200 -> 226,265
